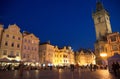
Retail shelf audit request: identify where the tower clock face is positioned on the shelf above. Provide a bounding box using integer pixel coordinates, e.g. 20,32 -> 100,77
97,16 -> 101,23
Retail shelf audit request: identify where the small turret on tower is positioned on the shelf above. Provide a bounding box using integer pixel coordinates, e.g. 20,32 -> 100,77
96,1 -> 104,11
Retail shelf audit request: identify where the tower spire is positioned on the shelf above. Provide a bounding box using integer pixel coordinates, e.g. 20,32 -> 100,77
96,1 -> 104,11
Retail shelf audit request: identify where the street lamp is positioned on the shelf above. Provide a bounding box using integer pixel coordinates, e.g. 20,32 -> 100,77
100,53 -> 107,57
100,52 -> 108,68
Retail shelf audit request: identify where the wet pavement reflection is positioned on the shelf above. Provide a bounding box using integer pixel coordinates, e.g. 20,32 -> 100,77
0,69 -> 119,79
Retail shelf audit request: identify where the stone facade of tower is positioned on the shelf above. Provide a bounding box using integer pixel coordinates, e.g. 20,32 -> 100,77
92,2 -> 112,41
93,2 -> 120,65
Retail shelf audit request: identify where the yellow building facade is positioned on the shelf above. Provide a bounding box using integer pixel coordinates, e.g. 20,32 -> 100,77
53,46 -> 75,66
0,24 -> 22,61
75,49 -> 96,66
39,42 -> 75,67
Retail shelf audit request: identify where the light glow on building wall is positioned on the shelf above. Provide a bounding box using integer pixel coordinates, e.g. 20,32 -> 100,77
100,53 -> 107,57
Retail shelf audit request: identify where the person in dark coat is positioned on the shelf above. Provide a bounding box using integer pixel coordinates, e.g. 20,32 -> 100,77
90,63 -> 93,71
112,62 -> 117,76
115,62 -> 120,74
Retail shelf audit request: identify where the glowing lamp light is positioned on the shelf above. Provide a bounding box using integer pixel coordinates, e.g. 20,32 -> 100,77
100,53 -> 107,57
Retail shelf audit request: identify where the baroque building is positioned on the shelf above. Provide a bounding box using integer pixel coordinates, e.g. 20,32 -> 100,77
39,41 -> 75,67
107,32 -> 120,56
54,46 -> 75,66
39,41 -> 55,66
22,31 -> 40,65
0,24 -> 22,61
75,49 -> 96,66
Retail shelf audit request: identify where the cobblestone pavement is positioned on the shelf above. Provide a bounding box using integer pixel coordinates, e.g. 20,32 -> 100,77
0,69 -> 119,79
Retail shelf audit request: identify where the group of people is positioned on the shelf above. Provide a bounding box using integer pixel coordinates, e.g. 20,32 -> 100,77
111,62 -> 120,76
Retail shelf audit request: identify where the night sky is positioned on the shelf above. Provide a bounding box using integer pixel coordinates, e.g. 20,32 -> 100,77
0,0 -> 120,51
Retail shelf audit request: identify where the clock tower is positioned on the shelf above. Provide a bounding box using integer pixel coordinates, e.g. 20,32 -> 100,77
92,1 -> 112,41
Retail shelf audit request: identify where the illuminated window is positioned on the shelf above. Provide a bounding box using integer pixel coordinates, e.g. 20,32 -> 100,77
60,60 -> 62,62
112,45 -> 118,51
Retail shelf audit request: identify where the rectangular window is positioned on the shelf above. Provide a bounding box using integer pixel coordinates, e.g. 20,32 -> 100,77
18,37 -> 20,40
6,34 -> 9,38
3,50 -> 7,55
112,45 -> 118,51
11,43 -> 14,47
5,41 -> 8,46
111,36 -> 116,42
17,44 -> 20,48
10,51 -> 14,56
12,36 -> 15,39
16,52 -> 19,56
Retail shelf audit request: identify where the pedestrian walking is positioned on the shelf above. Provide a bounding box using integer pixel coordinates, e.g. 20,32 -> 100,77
115,62 -> 120,75
93,64 -> 97,71
112,62 -> 117,76
90,63 -> 93,71
70,64 -> 74,71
